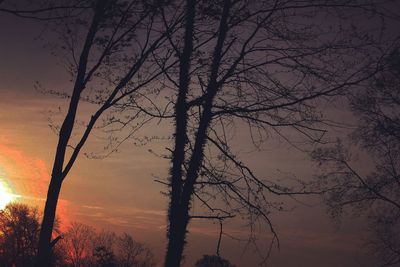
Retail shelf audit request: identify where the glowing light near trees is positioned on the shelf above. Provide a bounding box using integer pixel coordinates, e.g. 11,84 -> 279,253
0,179 -> 17,209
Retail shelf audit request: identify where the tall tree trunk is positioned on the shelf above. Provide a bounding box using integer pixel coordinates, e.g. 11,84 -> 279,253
164,0 -> 195,266
35,1 -> 107,265
164,206 -> 190,267
164,1 -> 231,265
36,175 -> 63,266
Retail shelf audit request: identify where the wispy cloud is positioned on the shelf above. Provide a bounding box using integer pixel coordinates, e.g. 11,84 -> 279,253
81,205 -> 104,210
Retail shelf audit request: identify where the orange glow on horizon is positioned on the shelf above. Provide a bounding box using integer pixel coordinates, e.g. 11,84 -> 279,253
0,138 -> 70,229
0,179 -> 19,209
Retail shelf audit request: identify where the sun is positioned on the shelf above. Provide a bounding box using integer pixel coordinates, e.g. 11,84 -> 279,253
0,180 -> 17,210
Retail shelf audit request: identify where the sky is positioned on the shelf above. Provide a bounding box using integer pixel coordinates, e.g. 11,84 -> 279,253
0,6 -> 386,267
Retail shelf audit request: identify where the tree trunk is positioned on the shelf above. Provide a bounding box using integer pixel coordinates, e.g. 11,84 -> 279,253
164,0 -> 196,266
164,205 -> 190,267
164,1 -> 232,266
34,1 -> 107,265
36,175 -> 63,266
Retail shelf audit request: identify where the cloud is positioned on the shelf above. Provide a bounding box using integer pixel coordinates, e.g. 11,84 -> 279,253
81,205 -> 104,210
0,138 -> 49,197
0,137 -> 70,229
74,205 -> 166,231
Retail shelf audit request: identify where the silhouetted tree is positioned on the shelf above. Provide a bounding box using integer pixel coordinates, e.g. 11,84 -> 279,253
155,0 -> 390,266
0,203 -> 66,266
194,255 -> 236,267
60,222 -> 156,267
312,47 -> 400,266
93,245 -> 117,267
0,203 -> 156,267
0,203 -> 40,266
116,233 -> 156,267
62,222 -> 96,266
34,0 -> 170,264
92,230 -> 117,267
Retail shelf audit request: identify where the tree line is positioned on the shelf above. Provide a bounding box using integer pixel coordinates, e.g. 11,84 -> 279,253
1,202 -> 236,267
0,203 -> 156,266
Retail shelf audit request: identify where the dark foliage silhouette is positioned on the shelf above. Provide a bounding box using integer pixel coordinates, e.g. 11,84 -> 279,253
0,203 -> 157,267
194,255 -> 236,267
0,203 -> 64,266
0,203 -> 40,266
93,245 -> 117,267
312,48 -> 400,266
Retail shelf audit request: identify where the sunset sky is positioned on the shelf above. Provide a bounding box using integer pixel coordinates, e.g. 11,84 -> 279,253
0,5 -> 388,267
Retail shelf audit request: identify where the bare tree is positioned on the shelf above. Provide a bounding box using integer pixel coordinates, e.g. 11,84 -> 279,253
312,46 -> 400,266
94,229 -> 116,252
0,202 -> 156,267
149,0 -> 390,266
60,222 -> 156,267
32,0 -> 171,264
92,230 -> 117,267
116,233 -> 156,267
61,222 -> 96,267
